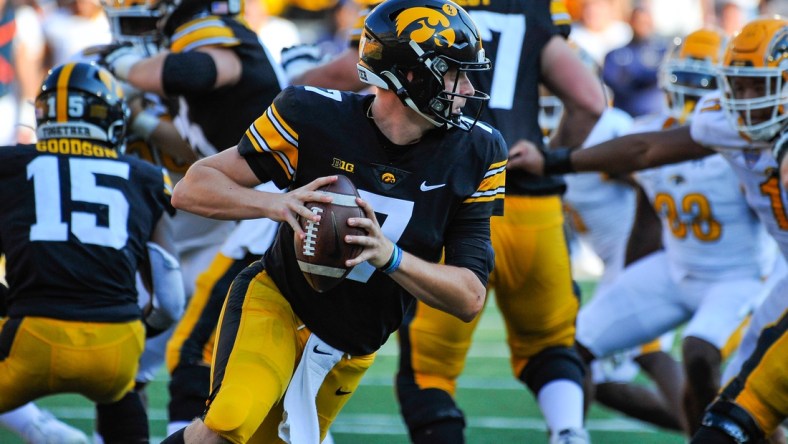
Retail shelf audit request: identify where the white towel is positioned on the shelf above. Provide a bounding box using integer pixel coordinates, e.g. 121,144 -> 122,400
278,333 -> 343,443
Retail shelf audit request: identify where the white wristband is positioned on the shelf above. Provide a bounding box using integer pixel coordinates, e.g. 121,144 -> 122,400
131,110 -> 160,140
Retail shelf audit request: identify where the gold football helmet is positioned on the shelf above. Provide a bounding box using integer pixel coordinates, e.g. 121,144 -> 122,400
659,27 -> 727,124
719,16 -> 788,141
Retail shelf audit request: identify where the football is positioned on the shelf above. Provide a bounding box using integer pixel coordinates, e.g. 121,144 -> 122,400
294,175 -> 365,292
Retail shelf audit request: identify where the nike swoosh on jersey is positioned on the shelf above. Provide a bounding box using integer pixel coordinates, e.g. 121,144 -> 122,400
335,387 -> 352,396
313,345 -> 332,355
420,181 -> 446,192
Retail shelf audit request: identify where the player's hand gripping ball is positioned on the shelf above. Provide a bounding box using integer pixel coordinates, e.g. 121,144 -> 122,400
295,175 -> 365,292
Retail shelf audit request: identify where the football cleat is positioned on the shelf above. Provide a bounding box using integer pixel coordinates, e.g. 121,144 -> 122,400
19,410 -> 90,444
550,427 -> 591,444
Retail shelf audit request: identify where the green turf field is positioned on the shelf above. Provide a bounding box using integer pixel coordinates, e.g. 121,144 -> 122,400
0,282 -> 686,443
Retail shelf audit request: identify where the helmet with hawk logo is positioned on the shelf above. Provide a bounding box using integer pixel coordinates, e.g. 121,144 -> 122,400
718,16 -> 788,141
357,0 -> 491,131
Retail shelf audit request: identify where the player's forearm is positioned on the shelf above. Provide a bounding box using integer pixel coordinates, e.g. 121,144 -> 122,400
126,54 -> 167,96
172,164 -> 272,220
548,128 -> 707,176
550,105 -> 602,149
390,255 -> 485,322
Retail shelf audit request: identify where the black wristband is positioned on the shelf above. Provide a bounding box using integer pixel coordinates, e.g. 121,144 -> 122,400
701,400 -> 765,444
543,147 -> 575,175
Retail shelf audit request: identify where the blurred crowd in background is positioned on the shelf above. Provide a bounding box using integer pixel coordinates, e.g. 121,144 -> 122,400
1,0 -> 788,146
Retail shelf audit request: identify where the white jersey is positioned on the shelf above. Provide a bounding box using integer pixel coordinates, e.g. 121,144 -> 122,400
564,107 -> 635,288
633,111 -> 776,281
691,92 -> 788,261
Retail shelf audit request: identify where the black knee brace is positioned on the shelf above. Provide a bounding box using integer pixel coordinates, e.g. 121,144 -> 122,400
692,400 -> 766,444
520,346 -> 586,395
168,364 -> 211,423
96,391 -> 150,443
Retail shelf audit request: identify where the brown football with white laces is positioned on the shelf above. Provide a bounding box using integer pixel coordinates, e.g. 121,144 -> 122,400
294,175 -> 365,292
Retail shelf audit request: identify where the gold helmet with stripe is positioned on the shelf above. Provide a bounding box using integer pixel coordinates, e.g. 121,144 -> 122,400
35,62 -> 129,149
719,16 -> 788,141
357,0 -> 491,131
659,28 -> 727,124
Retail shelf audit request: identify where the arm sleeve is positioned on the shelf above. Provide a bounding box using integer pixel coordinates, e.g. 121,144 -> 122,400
443,218 -> 495,287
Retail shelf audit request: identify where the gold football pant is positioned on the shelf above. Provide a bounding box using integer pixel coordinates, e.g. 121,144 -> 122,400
203,263 -> 375,444
397,195 -> 579,428
166,252 -> 258,423
0,316 -> 144,412
719,307 -> 788,435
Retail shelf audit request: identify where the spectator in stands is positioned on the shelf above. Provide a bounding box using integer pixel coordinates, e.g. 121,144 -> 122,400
602,2 -> 668,117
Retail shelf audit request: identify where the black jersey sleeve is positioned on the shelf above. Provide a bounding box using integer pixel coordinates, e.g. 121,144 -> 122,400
458,127 -> 507,218
237,87 -> 301,189
443,217 -> 495,287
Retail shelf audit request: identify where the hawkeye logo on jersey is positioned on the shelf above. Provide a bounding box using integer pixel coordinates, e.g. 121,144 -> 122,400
396,6 -> 457,48
372,164 -> 411,191
332,158 -> 355,173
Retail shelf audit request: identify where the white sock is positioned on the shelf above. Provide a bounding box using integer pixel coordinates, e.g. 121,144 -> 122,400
168,421 -> 192,437
537,379 -> 584,434
0,402 -> 42,435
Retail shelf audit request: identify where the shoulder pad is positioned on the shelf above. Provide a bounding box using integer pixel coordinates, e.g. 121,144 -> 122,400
170,16 -> 240,53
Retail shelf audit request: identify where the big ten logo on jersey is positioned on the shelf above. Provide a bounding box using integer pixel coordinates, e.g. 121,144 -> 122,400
332,157 -> 355,173
36,139 -> 119,159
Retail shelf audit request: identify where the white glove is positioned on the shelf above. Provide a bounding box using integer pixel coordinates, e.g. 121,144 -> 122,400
103,44 -> 146,81
280,44 -> 329,82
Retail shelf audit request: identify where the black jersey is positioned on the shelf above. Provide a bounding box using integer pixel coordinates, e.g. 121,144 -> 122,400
167,15 -> 283,156
237,86 -> 507,355
349,0 -> 570,196
459,0 -> 570,196
0,141 -> 172,322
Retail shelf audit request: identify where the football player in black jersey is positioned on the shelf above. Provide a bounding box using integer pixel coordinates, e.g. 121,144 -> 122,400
98,0 -> 287,433
160,0 -> 507,442
0,62 -> 183,443
691,296 -> 788,444
394,2 -> 605,443
288,1 -> 605,442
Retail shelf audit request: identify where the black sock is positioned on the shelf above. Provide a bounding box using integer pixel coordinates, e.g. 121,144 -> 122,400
96,391 -> 149,443
411,419 -> 465,444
